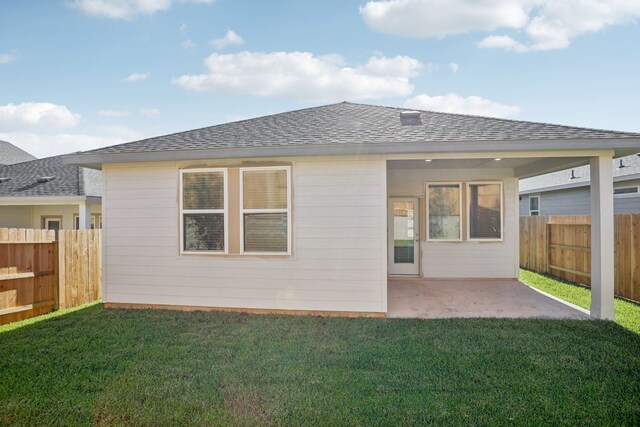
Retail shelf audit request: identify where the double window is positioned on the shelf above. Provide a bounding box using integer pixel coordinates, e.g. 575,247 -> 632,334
180,166 -> 291,255
426,181 -> 503,242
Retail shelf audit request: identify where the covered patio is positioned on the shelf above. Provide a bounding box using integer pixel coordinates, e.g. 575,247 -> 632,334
388,278 -> 589,319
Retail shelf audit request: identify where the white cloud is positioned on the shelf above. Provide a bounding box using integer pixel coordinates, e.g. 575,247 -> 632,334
98,109 -> 130,117
139,108 -> 160,117
363,55 -> 422,77
0,102 -> 81,131
0,53 -> 16,64
125,72 -> 149,82
449,62 -> 459,73
211,30 -> 244,49
182,38 -> 196,49
404,93 -> 520,118
361,0 -> 640,51
69,0 -> 213,20
360,0 -> 529,38
179,22 -> 188,33
476,35 -> 530,52
173,51 -> 423,101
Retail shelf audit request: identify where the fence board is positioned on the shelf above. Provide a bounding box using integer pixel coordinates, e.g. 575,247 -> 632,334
0,228 -> 102,325
0,228 -> 57,325
520,215 -> 640,303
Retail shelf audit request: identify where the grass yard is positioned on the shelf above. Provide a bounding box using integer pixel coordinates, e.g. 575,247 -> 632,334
1,304 -> 639,425
520,269 -> 640,335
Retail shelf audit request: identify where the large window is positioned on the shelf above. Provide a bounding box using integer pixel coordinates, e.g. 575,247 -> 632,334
240,166 -> 291,254
426,182 -> 462,241
467,182 -> 503,241
180,169 -> 227,253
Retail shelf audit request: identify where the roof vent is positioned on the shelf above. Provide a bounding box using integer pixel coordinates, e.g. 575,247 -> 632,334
37,176 -> 56,183
400,110 -> 422,126
0,177 -> 10,183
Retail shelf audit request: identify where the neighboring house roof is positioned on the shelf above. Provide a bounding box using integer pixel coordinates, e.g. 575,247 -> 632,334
520,153 -> 640,194
66,102 -> 640,166
0,155 -> 102,198
0,140 -> 36,165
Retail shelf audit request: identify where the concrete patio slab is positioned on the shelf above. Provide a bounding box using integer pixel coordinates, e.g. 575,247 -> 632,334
388,278 -> 590,319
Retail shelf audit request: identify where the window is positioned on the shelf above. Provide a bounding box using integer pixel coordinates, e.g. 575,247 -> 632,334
614,186 -> 639,197
180,169 -> 227,253
529,195 -> 540,216
467,182 -> 503,241
240,166 -> 291,254
426,182 -> 462,241
73,214 -> 102,229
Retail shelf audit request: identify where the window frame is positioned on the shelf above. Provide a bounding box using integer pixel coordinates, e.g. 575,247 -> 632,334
239,166 -> 292,255
425,181 -> 463,242
466,181 -> 504,242
529,195 -> 540,216
179,168 -> 229,255
73,213 -> 102,230
613,185 -> 640,198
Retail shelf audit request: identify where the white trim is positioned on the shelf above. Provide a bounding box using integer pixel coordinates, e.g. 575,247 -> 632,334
0,195 -> 101,206
528,194 -> 540,216
179,168 -> 228,255
466,181 -> 504,242
613,185 -> 640,198
425,181 -> 463,242
239,166 -> 292,255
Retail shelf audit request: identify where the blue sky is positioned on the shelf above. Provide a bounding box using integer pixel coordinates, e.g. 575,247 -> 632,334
1,0 -> 639,158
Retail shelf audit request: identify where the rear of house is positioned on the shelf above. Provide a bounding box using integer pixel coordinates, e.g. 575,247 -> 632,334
66,102 -> 640,317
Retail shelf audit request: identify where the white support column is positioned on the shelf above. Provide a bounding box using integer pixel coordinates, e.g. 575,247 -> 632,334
78,201 -> 91,230
590,155 -> 615,320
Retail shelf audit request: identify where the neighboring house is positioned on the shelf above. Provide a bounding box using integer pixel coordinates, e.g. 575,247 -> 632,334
519,153 -> 640,216
0,155 -> 102,233
0,140 -> 36,166
66,102 -> 640,318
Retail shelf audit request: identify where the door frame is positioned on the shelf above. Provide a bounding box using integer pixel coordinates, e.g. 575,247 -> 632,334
387,197 -> 420,276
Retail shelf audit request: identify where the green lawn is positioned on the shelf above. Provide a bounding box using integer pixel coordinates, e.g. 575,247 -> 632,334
1,305 -> 639,425
520,268 -> 640,335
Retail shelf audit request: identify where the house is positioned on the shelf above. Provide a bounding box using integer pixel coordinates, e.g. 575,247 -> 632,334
0,140 -> 36,166
65,102 -> 640,319
0,155 -> 102,232
519,153 -> 640,216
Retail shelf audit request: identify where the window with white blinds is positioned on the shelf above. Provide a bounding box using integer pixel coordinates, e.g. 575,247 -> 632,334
180,169 -> 227,253
240,167 -> 291,254
467,182 -> 503,241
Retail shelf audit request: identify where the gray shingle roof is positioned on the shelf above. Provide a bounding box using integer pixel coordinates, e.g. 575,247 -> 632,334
0,155 -> 102,198
83,102 -> 640,155
519,153 -> 640,193
0,140 -> 36,165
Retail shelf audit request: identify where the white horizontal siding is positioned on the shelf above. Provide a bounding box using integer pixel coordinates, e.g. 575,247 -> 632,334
103,156 -> 386,313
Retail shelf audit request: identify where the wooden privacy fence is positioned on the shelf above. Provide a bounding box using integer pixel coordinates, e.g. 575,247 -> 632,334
520,214 -> 640,303
0,228 -> 101,325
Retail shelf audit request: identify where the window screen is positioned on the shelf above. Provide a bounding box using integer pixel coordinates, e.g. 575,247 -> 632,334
242,168 -> 289,253
468,183 -> 502,240
427,183 -> 461,240
181,170 -> 226,252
